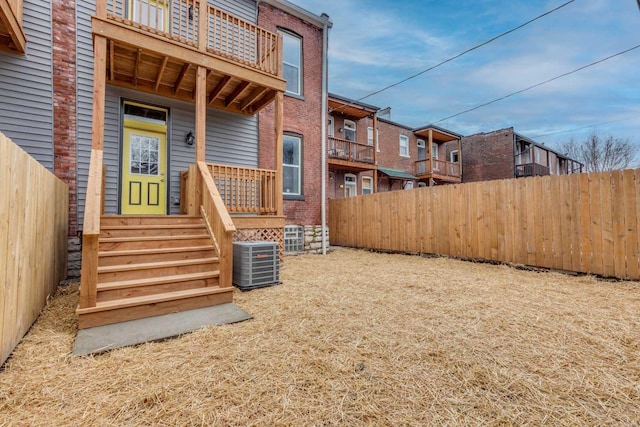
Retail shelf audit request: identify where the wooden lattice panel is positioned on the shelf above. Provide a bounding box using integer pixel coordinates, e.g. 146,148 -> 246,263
234,228 -> 284,262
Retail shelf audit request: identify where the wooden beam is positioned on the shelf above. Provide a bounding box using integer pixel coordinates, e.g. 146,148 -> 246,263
224,81 -> 250,107
274,91 -> 284,216
247,90 -> 276,114
154,56 -> 169,90
92,17 -> 287,92
197,0 -> 208,52
108,40 -> 114,81
232,216 -> 286,229
208,75 -> 231,105
0,0 -> 26,54
174,63 -> 190,95
132,48 -> 142,86
92,35 -> 107,150
240,86 -> 268,111
195,66 -> 207,162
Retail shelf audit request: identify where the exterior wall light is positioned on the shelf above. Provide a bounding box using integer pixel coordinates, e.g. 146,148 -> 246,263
185,131 -> 195,145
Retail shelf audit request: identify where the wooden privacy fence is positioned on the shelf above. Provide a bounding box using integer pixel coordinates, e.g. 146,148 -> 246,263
329,169 -> 640,281
0,133 -> 68,366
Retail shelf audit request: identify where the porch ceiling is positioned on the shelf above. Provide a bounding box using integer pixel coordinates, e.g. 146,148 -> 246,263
0,0 -> 26,54
414,127 -> 459,143
96,18 -> 285,116
328,99 -> 376,120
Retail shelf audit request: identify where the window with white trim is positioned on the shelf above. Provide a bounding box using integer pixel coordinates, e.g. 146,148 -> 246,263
280,30 -> 302,95
362,176 -> 373,195
450,150 -> 459,163
283,134 -> 302,196
328,115 -> 334,137
367,126 -> 379,151
399,135 -> 409,157
405,181 -> 414,190
344,120 -> 356,142
431,143 -> 439,159
344,173 -> 357,197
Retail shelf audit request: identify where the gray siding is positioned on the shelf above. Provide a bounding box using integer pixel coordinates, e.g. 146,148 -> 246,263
0,1 -> 53,170
76,0 -> 259,226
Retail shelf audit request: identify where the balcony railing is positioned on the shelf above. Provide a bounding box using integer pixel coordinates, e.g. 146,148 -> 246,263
415,158 -> 461,179
328,136 -> 375,165
515,163 -> 550,178
103,0 -> 280,76
208,163 -> 278,215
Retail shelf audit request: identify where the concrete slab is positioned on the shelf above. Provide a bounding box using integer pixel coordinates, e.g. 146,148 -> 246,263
73,303 -> 252,356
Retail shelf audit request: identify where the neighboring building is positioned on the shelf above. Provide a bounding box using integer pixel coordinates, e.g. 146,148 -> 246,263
462,127 -> 583,183
0,0 -> 330,327
327,93 -> 462,198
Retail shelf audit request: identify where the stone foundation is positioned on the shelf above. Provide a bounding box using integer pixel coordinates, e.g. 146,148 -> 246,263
303,225 -> 329,254
67,236 -> 82,279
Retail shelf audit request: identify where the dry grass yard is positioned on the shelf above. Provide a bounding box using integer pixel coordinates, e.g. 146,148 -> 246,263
1,248 -> 639,426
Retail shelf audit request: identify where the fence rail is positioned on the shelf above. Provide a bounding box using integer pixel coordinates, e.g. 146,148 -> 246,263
329,170 -> 640,281
1,133 -> 68,366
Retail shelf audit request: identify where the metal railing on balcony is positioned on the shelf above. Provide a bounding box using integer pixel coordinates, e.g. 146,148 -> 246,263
328,136 -> 375,164
103,0 -> 280,76
208,163 -> 278,215
415,158 -> 461,179
515,163 -> 550,178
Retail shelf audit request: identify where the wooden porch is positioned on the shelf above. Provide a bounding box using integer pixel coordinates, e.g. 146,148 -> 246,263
415,158 -> 462,183
414,126 -> 462,184
327,136 -> 377,172
77,0 -> 285,328
0,0 -> 26,53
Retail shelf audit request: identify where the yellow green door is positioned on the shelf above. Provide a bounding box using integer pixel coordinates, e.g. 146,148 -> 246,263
121,102 -> 168,214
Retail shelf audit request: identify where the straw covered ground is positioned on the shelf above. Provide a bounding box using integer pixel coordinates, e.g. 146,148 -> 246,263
1,248 -> 639,426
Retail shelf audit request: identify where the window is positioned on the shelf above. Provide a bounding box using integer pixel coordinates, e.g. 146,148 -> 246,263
284,225 -> 304,253
280,30 -> 302,95
450,150 -> 459,163
131,0 -> 168,31
367,127 -> 379,151
283,134 -> 302,197
399,135 -> 409,157
362,176 -> 373,195
431,143 -> 439,159
405,181 -> 414,190
344,174 -> 357,197
344,120 -> 356,142
328,116 -> 334,137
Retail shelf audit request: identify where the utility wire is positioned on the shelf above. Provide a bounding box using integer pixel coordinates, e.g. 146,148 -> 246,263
530,115 -> 640,138
331,0 -> 577,114
430,43 -> 640,125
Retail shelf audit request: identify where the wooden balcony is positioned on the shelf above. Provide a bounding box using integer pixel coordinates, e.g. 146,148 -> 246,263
93,0 -> 285,115
515,163 -> 550,178
415,159 -> 461,183
0,0 -> 26,53
328,136 -> 376,172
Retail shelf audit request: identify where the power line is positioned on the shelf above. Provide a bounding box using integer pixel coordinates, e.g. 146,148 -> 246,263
530,115 -> 640,138
332,0 -> 577,114
430,43 -> 640,125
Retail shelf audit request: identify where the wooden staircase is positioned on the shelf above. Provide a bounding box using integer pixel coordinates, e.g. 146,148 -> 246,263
76,215 -> 234,329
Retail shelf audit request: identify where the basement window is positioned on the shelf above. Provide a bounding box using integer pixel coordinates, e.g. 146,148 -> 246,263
284,225 -> 304,254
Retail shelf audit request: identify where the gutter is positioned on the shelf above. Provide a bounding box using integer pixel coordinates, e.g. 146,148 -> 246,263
321,15 -> 330,255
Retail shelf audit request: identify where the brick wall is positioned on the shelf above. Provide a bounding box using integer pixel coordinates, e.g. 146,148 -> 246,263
461,127 -> 515,182
258,2 -> 324,226
52,0 -> 77,237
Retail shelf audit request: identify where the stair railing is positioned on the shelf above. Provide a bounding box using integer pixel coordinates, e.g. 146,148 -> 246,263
197,161 -> 236,288
79,149 -> 104,309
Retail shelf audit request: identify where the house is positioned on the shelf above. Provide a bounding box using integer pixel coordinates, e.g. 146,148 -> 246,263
327,94 -> 462,198
461,127 -> 583,182
0,0 -> 330,328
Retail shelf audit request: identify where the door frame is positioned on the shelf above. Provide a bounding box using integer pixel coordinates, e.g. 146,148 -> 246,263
118,98 -> 171,214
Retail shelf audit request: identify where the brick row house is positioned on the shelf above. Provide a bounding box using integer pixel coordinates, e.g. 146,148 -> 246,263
462,127 -> 583,183
327,93 -> 462,199
0,0 -> 330,327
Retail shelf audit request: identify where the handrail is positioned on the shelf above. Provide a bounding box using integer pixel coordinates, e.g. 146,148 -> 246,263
79,149 -> 103,309
328,136 -> 375,164
102,0 -> 281,77
415,158 -> 461,178
197,161 -> 235,288
208,163 -> 278,214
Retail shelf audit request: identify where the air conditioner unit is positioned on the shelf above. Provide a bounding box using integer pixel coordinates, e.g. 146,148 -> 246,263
233,241 -> 280,290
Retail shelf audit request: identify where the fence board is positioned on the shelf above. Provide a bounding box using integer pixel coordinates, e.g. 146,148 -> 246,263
0,134 -> 68,366
329,169 -> 640,281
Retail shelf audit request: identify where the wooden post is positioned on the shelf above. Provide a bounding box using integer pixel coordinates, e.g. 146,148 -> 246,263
198,0 -> 208,52
457,136 -> 462,178
372,112 -> 378,193
275,91 -> 284,216
91,36 -> 107,150
195,66 -> 207,162
276,34 -> 283,78
96,0 -> 106,18
428,129 -> 433,186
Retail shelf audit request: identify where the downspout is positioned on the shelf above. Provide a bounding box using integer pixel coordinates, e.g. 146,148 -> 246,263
320,16 -> 330,255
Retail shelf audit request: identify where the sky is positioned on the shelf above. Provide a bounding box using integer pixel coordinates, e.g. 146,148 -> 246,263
293,0 -> 640,151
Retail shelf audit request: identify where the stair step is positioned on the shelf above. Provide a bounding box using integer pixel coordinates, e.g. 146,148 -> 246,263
99,246 -> 217,266
77,286 -> 234,329
97,271 -> 221,302
99,235 -> 211,251
100,215 -> 203,226
100,224 -> 206,238
98,257 -> 219,283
